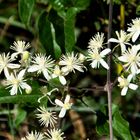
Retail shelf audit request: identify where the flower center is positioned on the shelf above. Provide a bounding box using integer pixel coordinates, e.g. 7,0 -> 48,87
63,103 -> 71,110
91,53 -> 101,60
119,78 -> 128,87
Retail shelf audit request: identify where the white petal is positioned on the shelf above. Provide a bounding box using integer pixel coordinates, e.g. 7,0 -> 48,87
55,99 -> 64,107
118,56 -> 128,62
132,31 -> 140,42
121,87 -> 128,96
64,95 -> 70,103
18,69 -> 26,79
100,59 -> 109,69
130,65 -> 137,75
120,43 -> 126,53
11,53 -> 19,59
127,74 -> 133,82
59,108 -> 66,118
91,60 -> 98,68
100,48 -> 111,57
4,68 -> 10,78
43,69 -> 50,80
108,38 -> 119,43
118,77 -> 123,82
7,63 -> 20,69
10,85 -> 17,95
129,83 -> 138,90
21,82 -> 31,90
59,76 -> 66,85
28,65 -> 40,72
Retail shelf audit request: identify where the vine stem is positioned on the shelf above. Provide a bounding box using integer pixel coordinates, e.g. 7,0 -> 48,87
107,0 -> 113,140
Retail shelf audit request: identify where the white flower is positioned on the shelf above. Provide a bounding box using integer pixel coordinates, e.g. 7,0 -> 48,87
52,65 -> 66,85
108,30 -> 131,53
88,32 -> 104,50
21,131 -> 45,140
36,106 -> 57,128
127,18 -> 140,42
28,53 -> 55,80
59,52 -> 85,75
5,69 -> 31,95
0,53 -> 20,77
55,95 -> 72,118
45,129 -> 64,140
87,48 -> 111,69
10,41 -> 31,58
118,74 -> 138,96
118,45 -> 140,75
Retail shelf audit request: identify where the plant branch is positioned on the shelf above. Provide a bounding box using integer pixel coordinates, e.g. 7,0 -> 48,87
107,0 -> 113,140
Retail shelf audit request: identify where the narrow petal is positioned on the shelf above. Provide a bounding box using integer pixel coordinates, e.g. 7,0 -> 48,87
100,59 -> 109,69
7,63 -> 20,69
28,65 -> 40,72
120,43 -> 126,53
129,83 -> 138,90
55,99 -> 64,107
127,74 -> 133,82
91,60 -> 98,68
108,38 -> 120,43
64,95 -> 70,103
59,108 -> 66,118
118,77 -> 123,83
132,31 -> 140,42
10,85 -> 17,95
121,87 -> 128,96
59,76 -> 66,85
18,69 -> 26,79
43,69 -> 50,80
100,48 -> 111,57
4,68 -> 10,78
118,56 -> 128,62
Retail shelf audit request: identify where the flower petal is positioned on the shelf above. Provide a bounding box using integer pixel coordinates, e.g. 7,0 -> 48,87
108,38 -> 120,43
64,95 -> 70,103
132,31 -> 140,42
121,87 -> 128,96
55,99 -> 63,107
59,108 -> 66,118
100,48 -> 111,57
91,60 -> 98,68
129,83 -> 138,90
59,76 -> 66,85
28,65 -> 40,72
118,56 -> 128,62
100,59 -> 109,69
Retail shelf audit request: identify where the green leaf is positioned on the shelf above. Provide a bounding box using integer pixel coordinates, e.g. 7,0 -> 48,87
18,0 -> 35,26
113,110 -> 134,140
14,108 -> 27,127
64,7 -> 78,52
38,11 -> 62,58
0,95 -> 41,104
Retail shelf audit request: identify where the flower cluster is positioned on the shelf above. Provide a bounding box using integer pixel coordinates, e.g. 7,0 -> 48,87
109,18 -> 140,95
1,18 -> 140,140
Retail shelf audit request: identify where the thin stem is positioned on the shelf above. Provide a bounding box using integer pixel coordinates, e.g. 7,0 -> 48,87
107,0 -> 113,140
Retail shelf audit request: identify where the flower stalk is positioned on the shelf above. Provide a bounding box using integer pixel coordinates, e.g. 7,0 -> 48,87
107,0 -> 113,140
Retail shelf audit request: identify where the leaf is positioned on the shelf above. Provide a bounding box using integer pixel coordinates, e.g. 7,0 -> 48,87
64,7 -> 78,52
38,11 -> 62,58
113,110 -> 134,140
14,108 -> 27,128
18,0 -> 35,26
0,95 -> 41,104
